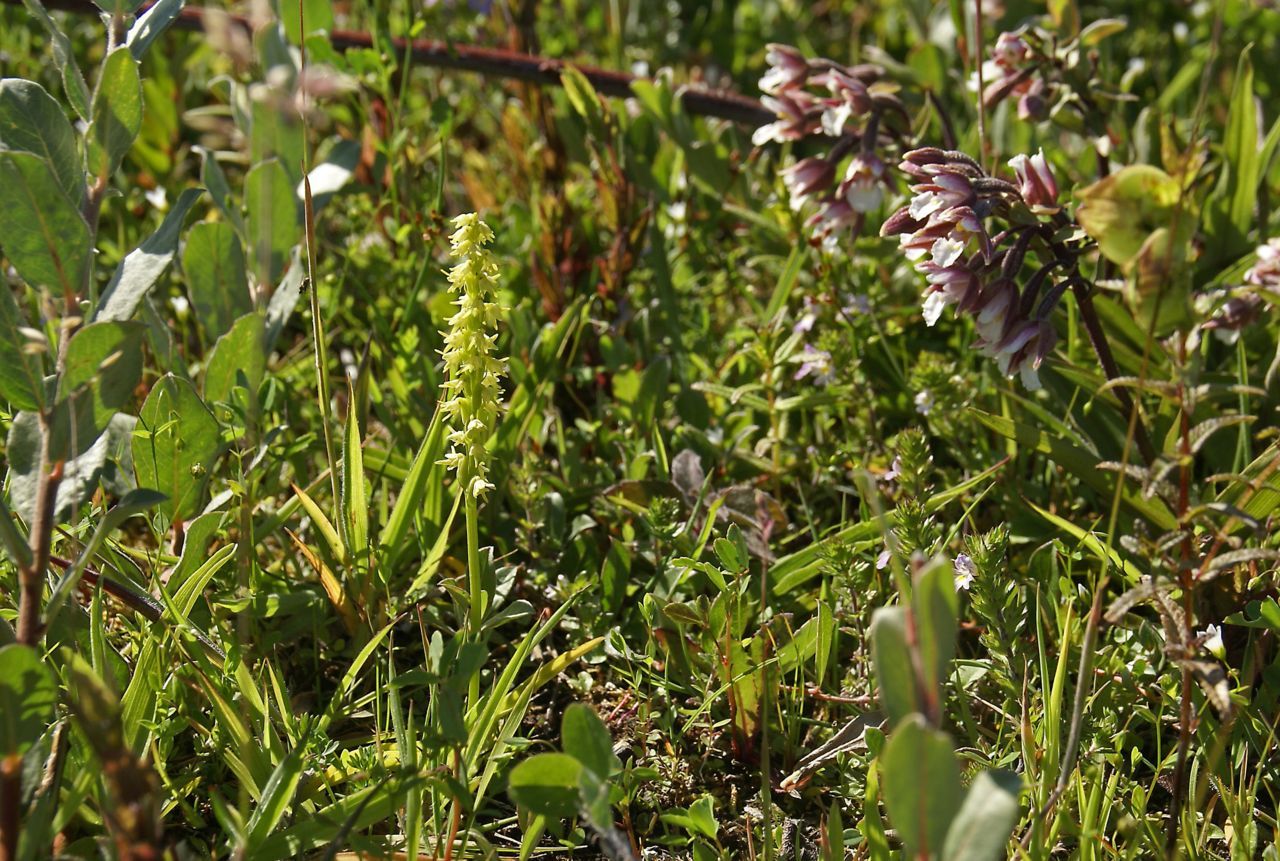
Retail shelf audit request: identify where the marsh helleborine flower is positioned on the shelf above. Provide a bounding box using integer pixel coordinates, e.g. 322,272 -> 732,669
439,213 -> 507,498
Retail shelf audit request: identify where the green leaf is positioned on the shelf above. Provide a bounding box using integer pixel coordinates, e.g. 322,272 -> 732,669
880,715 -> 964,858
127,0 -> 186,59
971,410 -> 1177,531
266,246 -> 304,350
196,146 -> 246,236
91,0 -> 146,14
8,410 -> 116,523
1078,18 -> 1126,46
1204,48 -> 1258,263
0,150 -> 91,296
915,557 -> 959,702
245,158 -> 300,287
22,0 -> 92,120
1075,165 -> 1181,266
89,48 -> 144,180
58,321 -> 146,452
507,753 -> 583,819
561,704 -> 620,779
281,0 -> 335,44
0,78 -> 83,205
0,281 -> 46,411
132,374 -> 221,524
96,187 -> 204,322
942,770 -> 1023,861
245,742 -> 306,844
0,644 -> 56,756
342,381 -> 368,558
204,311 -> 266,409
45,487 -> 166,627
870,606 -> 918,726
183,220 -> 252,342
378,408 -> 446,565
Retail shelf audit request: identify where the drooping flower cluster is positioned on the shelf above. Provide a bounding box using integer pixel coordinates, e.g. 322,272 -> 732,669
1245,238 -> 1280,289
755,44 -> 902,249
881,147 -> 1062,389
1203,237 -> 1280,338
439,213 -> 506,498
977,30 -> 1050,120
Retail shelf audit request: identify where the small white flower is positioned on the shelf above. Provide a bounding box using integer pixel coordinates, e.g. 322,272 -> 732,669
1200,623 -> 1225,659
914,389 -> 934,415
953,554 -> 977,591
144,187 -> 168,211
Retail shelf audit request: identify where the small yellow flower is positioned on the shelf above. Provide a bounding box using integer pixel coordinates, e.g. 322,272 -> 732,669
439,213 -> 506,498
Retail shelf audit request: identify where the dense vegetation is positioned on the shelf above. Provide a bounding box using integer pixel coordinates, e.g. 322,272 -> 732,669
1,0 -> 1279,858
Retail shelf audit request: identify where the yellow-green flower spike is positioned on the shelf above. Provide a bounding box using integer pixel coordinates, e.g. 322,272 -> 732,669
439,213 -> 506,498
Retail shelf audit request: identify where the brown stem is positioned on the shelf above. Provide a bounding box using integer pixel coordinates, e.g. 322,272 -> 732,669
8,0 -> 774,127
1068,279 -> 1157,465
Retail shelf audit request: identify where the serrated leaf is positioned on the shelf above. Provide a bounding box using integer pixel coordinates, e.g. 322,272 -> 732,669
96,187 -> 204,322
89,48 -> 143,179
0,150 -> 91,296
0,78 -> 83,205
880,715 -> 963,858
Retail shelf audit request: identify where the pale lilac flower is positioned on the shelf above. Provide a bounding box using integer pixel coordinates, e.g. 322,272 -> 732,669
842,153 -> 886,213
793,296 -> 819,334
883,456 -> 902,483
953,554 -> 977,591
876,549 -> 891,570
805,199 -> 861,250
816,69 -> 871,136
753,93 -> 821,146
1245,238 -> 1280,287
914,389 -> 934,415
759,44 -> 810,95
794,343 -> 835,385
1009,149 -> 1059,214
842,292 -> 871,315
781,157 -> 836,211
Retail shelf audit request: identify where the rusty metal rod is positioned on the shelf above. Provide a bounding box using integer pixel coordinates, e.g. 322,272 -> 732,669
6,0 -> 775,126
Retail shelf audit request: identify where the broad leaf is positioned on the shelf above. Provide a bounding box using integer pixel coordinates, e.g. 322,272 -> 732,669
507,754 -> 582,819
96,187 -> 204,322
128,0 -> 188,59
0,644 -> 56,756
204,311 -> 266,409
22,0 -> 92,120
870,606 -> 918,726
89,48 -> 144,179
942,770 -> 1023,861
561,704 -> 620,779
881,715 -> 964,858
0,150 -> 91,296
182,220 -> 252,342
1075,165 -> 1181,266
0,78 -> 83,205
132,374 -> 221,524
0,284 -> 46,411
246,158 -> 300,287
